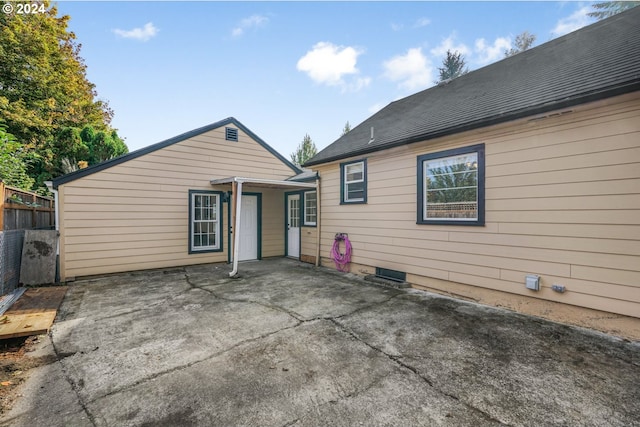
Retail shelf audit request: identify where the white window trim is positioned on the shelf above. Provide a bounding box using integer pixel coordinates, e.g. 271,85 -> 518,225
303,190 -> 317,226
190,192 -> 221,252
343,161 -> 365,203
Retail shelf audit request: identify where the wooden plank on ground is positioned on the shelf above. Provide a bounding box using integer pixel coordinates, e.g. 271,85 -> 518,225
0,287 -> 68,340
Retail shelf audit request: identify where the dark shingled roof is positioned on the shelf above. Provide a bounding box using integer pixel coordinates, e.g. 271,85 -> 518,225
305,7 -> 640,167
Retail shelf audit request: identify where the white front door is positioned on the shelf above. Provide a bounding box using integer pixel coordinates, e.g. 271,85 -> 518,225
238,194 -> 258,261
287,194 -> 300,258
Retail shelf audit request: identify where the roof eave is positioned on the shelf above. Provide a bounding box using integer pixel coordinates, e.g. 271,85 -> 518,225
305,82 -> 640,167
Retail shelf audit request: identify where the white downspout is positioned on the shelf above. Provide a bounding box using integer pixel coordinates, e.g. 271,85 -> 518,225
229,179 -> 243,277
315,177 -> 321,267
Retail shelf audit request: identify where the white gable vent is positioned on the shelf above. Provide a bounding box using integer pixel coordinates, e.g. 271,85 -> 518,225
225,127 -> 238,142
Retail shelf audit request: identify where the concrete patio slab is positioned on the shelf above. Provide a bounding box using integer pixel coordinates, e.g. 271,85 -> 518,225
1,258 -> 638,427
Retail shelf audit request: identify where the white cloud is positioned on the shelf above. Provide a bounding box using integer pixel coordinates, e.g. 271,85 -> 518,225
552,6 -> 592,37
474,37 -> 511,65
347,77 -> 372,92
414,17 -> 431,28
113,22 -> 158,42
391,17 -> 430,32
382,47 -> 433,91
297,42 -> 366,89
430,34 -> 471,58
231,14 -> 269,37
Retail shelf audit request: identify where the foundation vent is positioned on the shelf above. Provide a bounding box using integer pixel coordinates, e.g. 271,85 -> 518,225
375,267 -> 406,283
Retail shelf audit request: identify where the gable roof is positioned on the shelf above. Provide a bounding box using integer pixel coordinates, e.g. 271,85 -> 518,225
305,7 -> 640,166
52,117 -> 301,188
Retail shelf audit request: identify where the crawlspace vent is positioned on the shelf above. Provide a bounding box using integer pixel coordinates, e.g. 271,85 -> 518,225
375,267 -> 406,283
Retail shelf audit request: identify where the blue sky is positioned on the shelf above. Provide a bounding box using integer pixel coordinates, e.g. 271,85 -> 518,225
55,1 -> 599,158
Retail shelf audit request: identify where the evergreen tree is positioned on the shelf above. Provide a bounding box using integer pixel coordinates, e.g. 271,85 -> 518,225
437,50 -> 469,82
342,121 -> 351,136
290,134 -> 317,166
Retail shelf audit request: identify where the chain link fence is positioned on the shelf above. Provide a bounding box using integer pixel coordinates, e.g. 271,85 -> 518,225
0,230 -> 25,296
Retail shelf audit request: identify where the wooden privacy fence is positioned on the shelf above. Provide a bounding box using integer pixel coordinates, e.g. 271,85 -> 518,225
0,181 -> 55,231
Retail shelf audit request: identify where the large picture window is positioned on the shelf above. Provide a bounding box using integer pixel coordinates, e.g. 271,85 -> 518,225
303,191 -> 317,226
189,190 -> 223,253
417,144 -> 485,225
340,159 -> 367,204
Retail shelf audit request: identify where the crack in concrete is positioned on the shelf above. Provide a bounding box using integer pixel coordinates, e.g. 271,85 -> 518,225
77,272 -> 406,416
48,334 -> 99,427
278,371 -> 395,427
184,273 -> 307,321
56,269 -> 507,424
329,319 -> 512,426
184,272 -> 401,325
84,320 -> 303,405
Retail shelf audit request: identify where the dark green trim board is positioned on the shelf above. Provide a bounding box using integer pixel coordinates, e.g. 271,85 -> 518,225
241,192 -> 263,260
340,159 -> 367,205
284,191 -> 302,258
188,190 -> 224,254
416,144 -> 485,226
52,117 -> 301,189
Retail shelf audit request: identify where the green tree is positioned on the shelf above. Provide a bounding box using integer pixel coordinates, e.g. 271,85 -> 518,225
88,129 -> 127,164
426,163 -> 477,204
0,124 -> 34,190
504,31 -> 536,57
342,121 -> 351,136
0,1 -> 126,189
54,125 -> 127,175
290,134 -> 317,166
437,50 -> 469,83
588,2 -> 639,19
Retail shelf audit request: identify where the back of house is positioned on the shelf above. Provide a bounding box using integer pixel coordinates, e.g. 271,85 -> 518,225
304,8 -> 640,335
52,118 -> 312,280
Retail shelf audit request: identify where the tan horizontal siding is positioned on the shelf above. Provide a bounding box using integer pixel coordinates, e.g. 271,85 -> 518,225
65,231 -> 185,245
496,222 -> 640,241
59,125 -> 293,279
260,189 -> 285,258
486,163 -> 640,188
66,252 -> 227,278
313,93 -> 640,318
301,227 -> 317,258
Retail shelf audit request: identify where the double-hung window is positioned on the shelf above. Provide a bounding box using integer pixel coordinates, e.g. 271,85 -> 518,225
189,190 -> 223,253
417,144 -> 485,225
340,159 -> 367,204
303,191 -> 317,226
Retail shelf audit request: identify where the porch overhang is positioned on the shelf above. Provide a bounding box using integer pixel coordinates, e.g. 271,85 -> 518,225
210,176 -> 319,278
210,176 -> 316,189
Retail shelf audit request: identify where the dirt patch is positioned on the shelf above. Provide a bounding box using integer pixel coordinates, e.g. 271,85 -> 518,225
0,336 -> 55,415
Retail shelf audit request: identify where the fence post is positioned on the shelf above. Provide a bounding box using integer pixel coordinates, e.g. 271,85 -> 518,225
31,192 -> 36,229
0,181 -> 4,231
